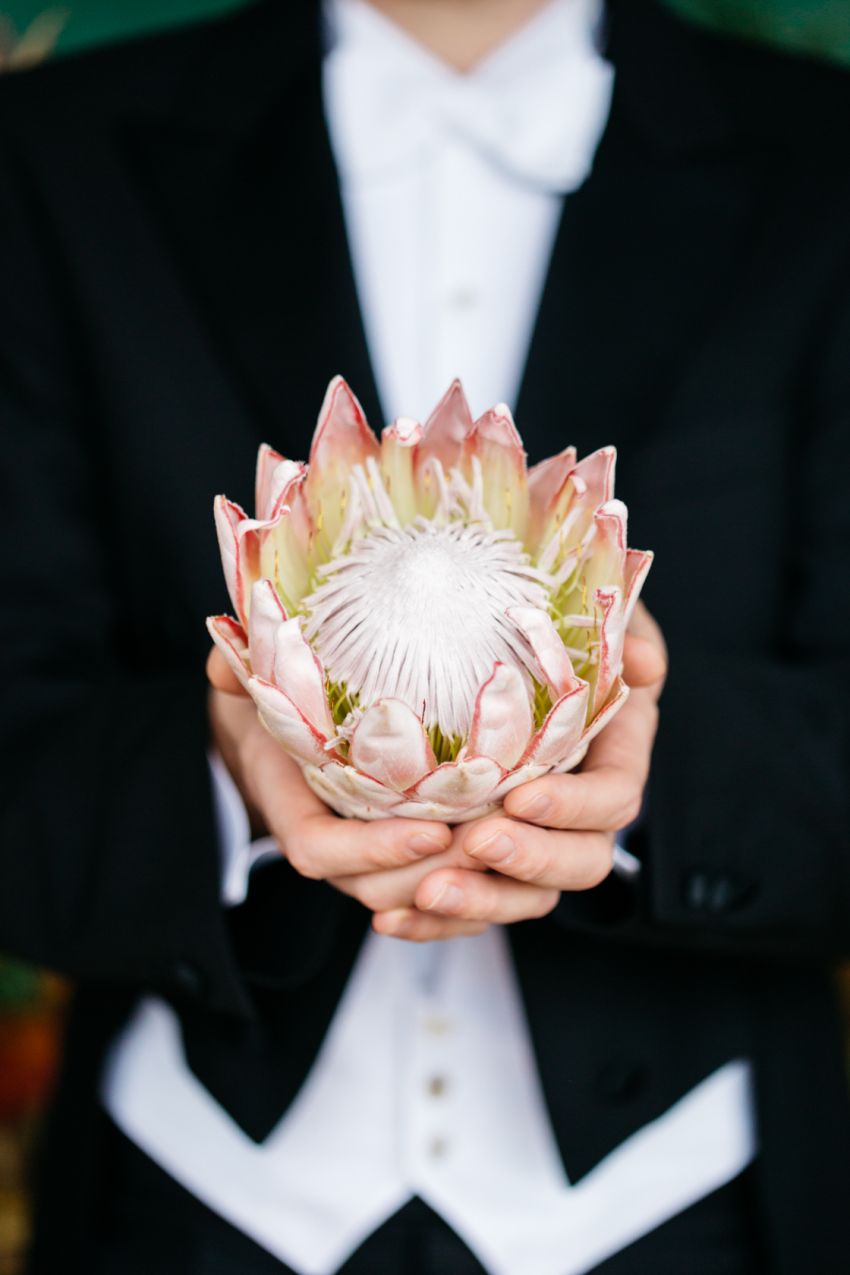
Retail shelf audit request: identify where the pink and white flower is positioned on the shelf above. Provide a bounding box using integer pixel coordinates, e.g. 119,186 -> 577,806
208,377 -> 652,821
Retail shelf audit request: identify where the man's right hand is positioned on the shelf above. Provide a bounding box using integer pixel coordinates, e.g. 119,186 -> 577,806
207,648 -> 488,938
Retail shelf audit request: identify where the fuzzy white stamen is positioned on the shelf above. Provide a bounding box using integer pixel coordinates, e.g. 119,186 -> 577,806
302,519 -> 552,738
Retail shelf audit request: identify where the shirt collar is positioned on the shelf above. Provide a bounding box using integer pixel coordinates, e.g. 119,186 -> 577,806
322,0 -> 614,193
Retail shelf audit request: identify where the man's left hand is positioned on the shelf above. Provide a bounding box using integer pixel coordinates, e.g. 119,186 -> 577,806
371,601 -> 667,941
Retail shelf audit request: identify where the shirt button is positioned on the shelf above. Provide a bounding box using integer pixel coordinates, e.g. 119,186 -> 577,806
423,1014 -> 452,1036
426,1075 -> 448,1098
446,285 -> 478,311
169,959 -> 206,1000
428,1136 -> 450,1160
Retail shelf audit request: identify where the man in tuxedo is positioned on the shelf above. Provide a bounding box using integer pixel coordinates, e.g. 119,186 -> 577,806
1,1 -> 849,1272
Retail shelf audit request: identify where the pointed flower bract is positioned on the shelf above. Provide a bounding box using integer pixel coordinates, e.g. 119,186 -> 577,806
208,377 -> 652,821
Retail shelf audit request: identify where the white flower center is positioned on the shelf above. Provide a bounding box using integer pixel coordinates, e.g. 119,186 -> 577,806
301,519 -> 550,739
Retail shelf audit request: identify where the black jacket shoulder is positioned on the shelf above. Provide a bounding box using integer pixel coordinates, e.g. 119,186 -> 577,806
0,0 -> 291,137
1,0 -> 849,154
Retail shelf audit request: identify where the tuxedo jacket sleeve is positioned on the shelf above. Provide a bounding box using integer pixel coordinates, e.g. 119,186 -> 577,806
0,143 -> 250,1018
556,215 -> 850,962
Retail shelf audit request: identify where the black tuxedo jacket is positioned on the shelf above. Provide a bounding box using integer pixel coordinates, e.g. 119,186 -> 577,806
1,2 -> 849,1271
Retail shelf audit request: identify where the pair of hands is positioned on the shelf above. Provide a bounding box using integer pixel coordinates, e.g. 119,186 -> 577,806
208,603 -> 667,942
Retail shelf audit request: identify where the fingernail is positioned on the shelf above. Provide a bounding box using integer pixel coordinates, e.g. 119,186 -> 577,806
423,883 -> 465,913
468,832 -> 516,864
408,832 -> 447,855
376,908 -> 415,936
513,794 -> 550,821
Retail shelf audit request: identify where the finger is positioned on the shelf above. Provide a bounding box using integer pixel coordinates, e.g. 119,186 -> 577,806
622,601 -> 667,693
237,719 -> 454,877
504,753 -> 645,832
283,811 -> 453,880
217,677 -> 455,879
372,908 -> 491,943
414,868 -> 561,923
504,691 -> 657,831
581,683 -> 658,780
330,843 -> 487,914
457,821 -> 614,890
207,645 -> 249,696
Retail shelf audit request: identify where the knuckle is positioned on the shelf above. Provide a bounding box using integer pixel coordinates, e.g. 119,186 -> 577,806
466,815 -> 509,853
505,830 -> 549,884
366,843 -> 394,871
377,827 -> 425,869
369,836 -> 406,870
486,816 -> 518,844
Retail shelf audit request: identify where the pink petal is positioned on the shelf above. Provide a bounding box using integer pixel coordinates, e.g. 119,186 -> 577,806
553,742 -> 589,775
464,404 -> 524,458
381,416 -> 423,524
255,443 -> 285,517
247,579 -> 287,682
587,677 -> 629,737
462,404 -> 528,534
417,378 -> 474,472
237,505 -> 311,615
468,663 -> 533,770
304,760 -> 403,813
507,605 -> 579,698
270,461 -> 307,522
214,495 -> 249,627
521,682 -> 590,768
553,679 -> 630,773
384,416 -> 423,447
255,446 -> 305,521
583,499 -> 628,595
309,375 -> 379,469
284,474 -> 314,553
593,586 -> 626,713
206,614 -> 251,690
411,757 -> 502,808
306,377 -> 379,549
623,548 -> 653,625
527,447 -> 577,548
487,763 -> 550,803
537,446 -> 617,561
391,798 -> 497,823
272,618 -> 335,737
248,677 -> 331,767
350,699 -> 437,792
573,445 -> 616,508
595,498 -> 627,552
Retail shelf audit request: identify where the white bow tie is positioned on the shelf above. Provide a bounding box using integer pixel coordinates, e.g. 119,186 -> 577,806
323,0 -> 614,194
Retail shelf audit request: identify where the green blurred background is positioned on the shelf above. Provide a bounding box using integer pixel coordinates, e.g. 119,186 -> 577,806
1,0 -> 850,67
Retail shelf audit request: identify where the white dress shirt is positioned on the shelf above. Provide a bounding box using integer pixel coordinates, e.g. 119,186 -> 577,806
102,3 -> 756,1272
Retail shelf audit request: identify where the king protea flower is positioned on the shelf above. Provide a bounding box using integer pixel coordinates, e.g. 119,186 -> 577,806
208,377 -> 652,822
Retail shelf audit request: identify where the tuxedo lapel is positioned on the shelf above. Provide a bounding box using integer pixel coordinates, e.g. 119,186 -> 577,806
125,0 -> 383,459
516,0 -> 770,475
